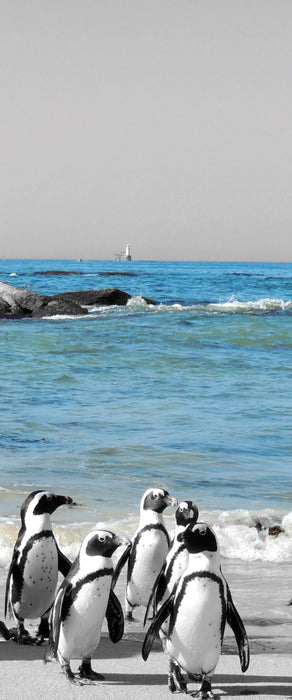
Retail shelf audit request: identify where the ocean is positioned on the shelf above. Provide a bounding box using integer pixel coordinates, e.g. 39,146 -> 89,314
0,259 -> 291,648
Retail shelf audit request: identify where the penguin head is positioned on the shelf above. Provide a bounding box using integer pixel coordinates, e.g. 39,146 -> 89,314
175,501 -> 199,528
177,522 -> 218,554
141,488 -> 177,513
20,490 -> 75,531
83,529 -> 129,559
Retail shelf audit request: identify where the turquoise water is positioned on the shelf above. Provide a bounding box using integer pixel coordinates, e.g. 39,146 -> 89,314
0,260 -> 292,566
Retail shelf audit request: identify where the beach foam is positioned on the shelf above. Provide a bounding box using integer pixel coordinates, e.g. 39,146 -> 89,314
0,508 -> 291,570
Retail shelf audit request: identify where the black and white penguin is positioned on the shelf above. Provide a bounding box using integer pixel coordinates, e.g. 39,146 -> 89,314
144,500 -> 199,624
5,490 -> 75,643
45,528 -> 129,684
122,488 -> 177,620
143,522 -> 249,699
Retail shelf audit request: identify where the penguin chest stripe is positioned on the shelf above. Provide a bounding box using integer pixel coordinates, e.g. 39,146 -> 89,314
128,524 -> 169,580
12,532 -> 58,617
18,531 -> 55,572
59,574 -> 112,659
62,568 -> 113,622
170,571 -> 226,641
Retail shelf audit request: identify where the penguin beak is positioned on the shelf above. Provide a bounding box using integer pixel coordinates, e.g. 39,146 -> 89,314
165,496 -> 178,508
48,494 -> 77,513
185,507 -> 195,520
114,535 -> 131,548
65,497 -> 78,507
59,495 -> 77,506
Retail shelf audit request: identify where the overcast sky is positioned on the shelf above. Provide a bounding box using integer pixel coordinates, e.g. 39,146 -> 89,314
1,1 -> 292,261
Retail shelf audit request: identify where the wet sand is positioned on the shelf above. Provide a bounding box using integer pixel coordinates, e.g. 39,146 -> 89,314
0,563 -> 291,699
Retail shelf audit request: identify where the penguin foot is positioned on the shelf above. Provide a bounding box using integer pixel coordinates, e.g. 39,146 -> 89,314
62,663 -> 83,685
190,679 -> 214,699
78,659 -> 105,681
125,611 -> 136,622
36,616 -> 50,643
9,626 -> 36,645
168,661 -> 188,693
0,621 -> 12,640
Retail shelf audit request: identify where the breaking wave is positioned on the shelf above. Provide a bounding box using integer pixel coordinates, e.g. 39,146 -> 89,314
0,508 -> 291,568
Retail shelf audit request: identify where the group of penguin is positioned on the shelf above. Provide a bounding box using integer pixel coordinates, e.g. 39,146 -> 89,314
0,487 -> 250,699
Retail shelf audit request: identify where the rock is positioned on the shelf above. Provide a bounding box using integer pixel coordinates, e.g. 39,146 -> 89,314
268,525 -> 284,537
0,280 -> 156,318
31,298 -> 88,318
55,288 -> 132,306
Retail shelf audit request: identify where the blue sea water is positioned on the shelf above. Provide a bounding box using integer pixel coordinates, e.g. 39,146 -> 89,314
0,259 -> 292,567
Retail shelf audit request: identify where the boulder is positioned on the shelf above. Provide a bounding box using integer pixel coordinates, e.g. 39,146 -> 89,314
0,280 -> 156,318
31,298 -> 88,318
55,288 -> 132,306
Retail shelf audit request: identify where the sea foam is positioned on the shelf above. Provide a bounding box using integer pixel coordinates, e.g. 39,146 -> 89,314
0,508 -> 291,569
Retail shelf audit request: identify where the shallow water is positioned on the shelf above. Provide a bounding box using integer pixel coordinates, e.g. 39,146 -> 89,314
0,259 -> 292,579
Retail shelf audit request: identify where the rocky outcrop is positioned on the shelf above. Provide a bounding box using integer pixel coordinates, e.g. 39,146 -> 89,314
0,280 -> 156,319
55,288 -> 132,307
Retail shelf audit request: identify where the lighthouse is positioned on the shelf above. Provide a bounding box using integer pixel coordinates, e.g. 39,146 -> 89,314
125,244 -> 132,261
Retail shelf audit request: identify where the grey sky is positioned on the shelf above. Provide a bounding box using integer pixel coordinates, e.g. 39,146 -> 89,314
1,1 -> 292,261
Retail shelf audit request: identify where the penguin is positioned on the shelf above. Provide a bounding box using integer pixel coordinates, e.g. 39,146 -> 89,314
5,490 -> 75,643
45,528 -> 129,684
142,522 -> 249,699
122,488 -> 177,620
144,500 -> 199,625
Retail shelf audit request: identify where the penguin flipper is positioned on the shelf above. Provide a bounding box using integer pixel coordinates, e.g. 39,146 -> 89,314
5,548 -> 20,617
49,580 -> 73,657
112,542 -> 131,589
226,586 -> 250,672
143,565 -> 167,625
57,546 -> 72,577
142,593 -> 174,661
106,589 -> 124,643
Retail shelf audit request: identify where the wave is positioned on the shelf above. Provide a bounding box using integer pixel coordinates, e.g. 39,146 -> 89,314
0,508 -> 291,568
86,296 -> 292,316
39,296 -> 292,321
206,297 -> 292,315
150,297 -> 292,316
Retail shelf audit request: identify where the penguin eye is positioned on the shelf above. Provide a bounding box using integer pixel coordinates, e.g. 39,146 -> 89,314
98,535 -> 106,542
152,492 -> 159,500
47,494 -> 53,501
199,526 -> 207,536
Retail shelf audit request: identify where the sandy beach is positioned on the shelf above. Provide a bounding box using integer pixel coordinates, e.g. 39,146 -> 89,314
0,635 -> 291,700
1,567 -> 291,700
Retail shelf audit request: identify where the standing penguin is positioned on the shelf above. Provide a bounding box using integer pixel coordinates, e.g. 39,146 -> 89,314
144,500 -> 199,624
5,490 -> 75,643
143,522 -> 249,698
45,528 -> 129,684
122,488 -> 177,620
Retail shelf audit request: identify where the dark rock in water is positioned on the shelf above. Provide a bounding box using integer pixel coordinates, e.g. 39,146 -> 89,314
31,297 -> 88,318
268,525 -> 284,537
141,296 -> 156,305
33,270 -> 80,276
56,288 -> 132,306
32,270 -> 138,277
98,271 -> 138,277
0,280 -> 156,319
255,521 -> 284,538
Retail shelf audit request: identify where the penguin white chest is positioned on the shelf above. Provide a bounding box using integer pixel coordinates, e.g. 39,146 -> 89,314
166,575 -> 224,677
15,536 -> 58,620
128,529 -> 168,606
59,576 -> 111,660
